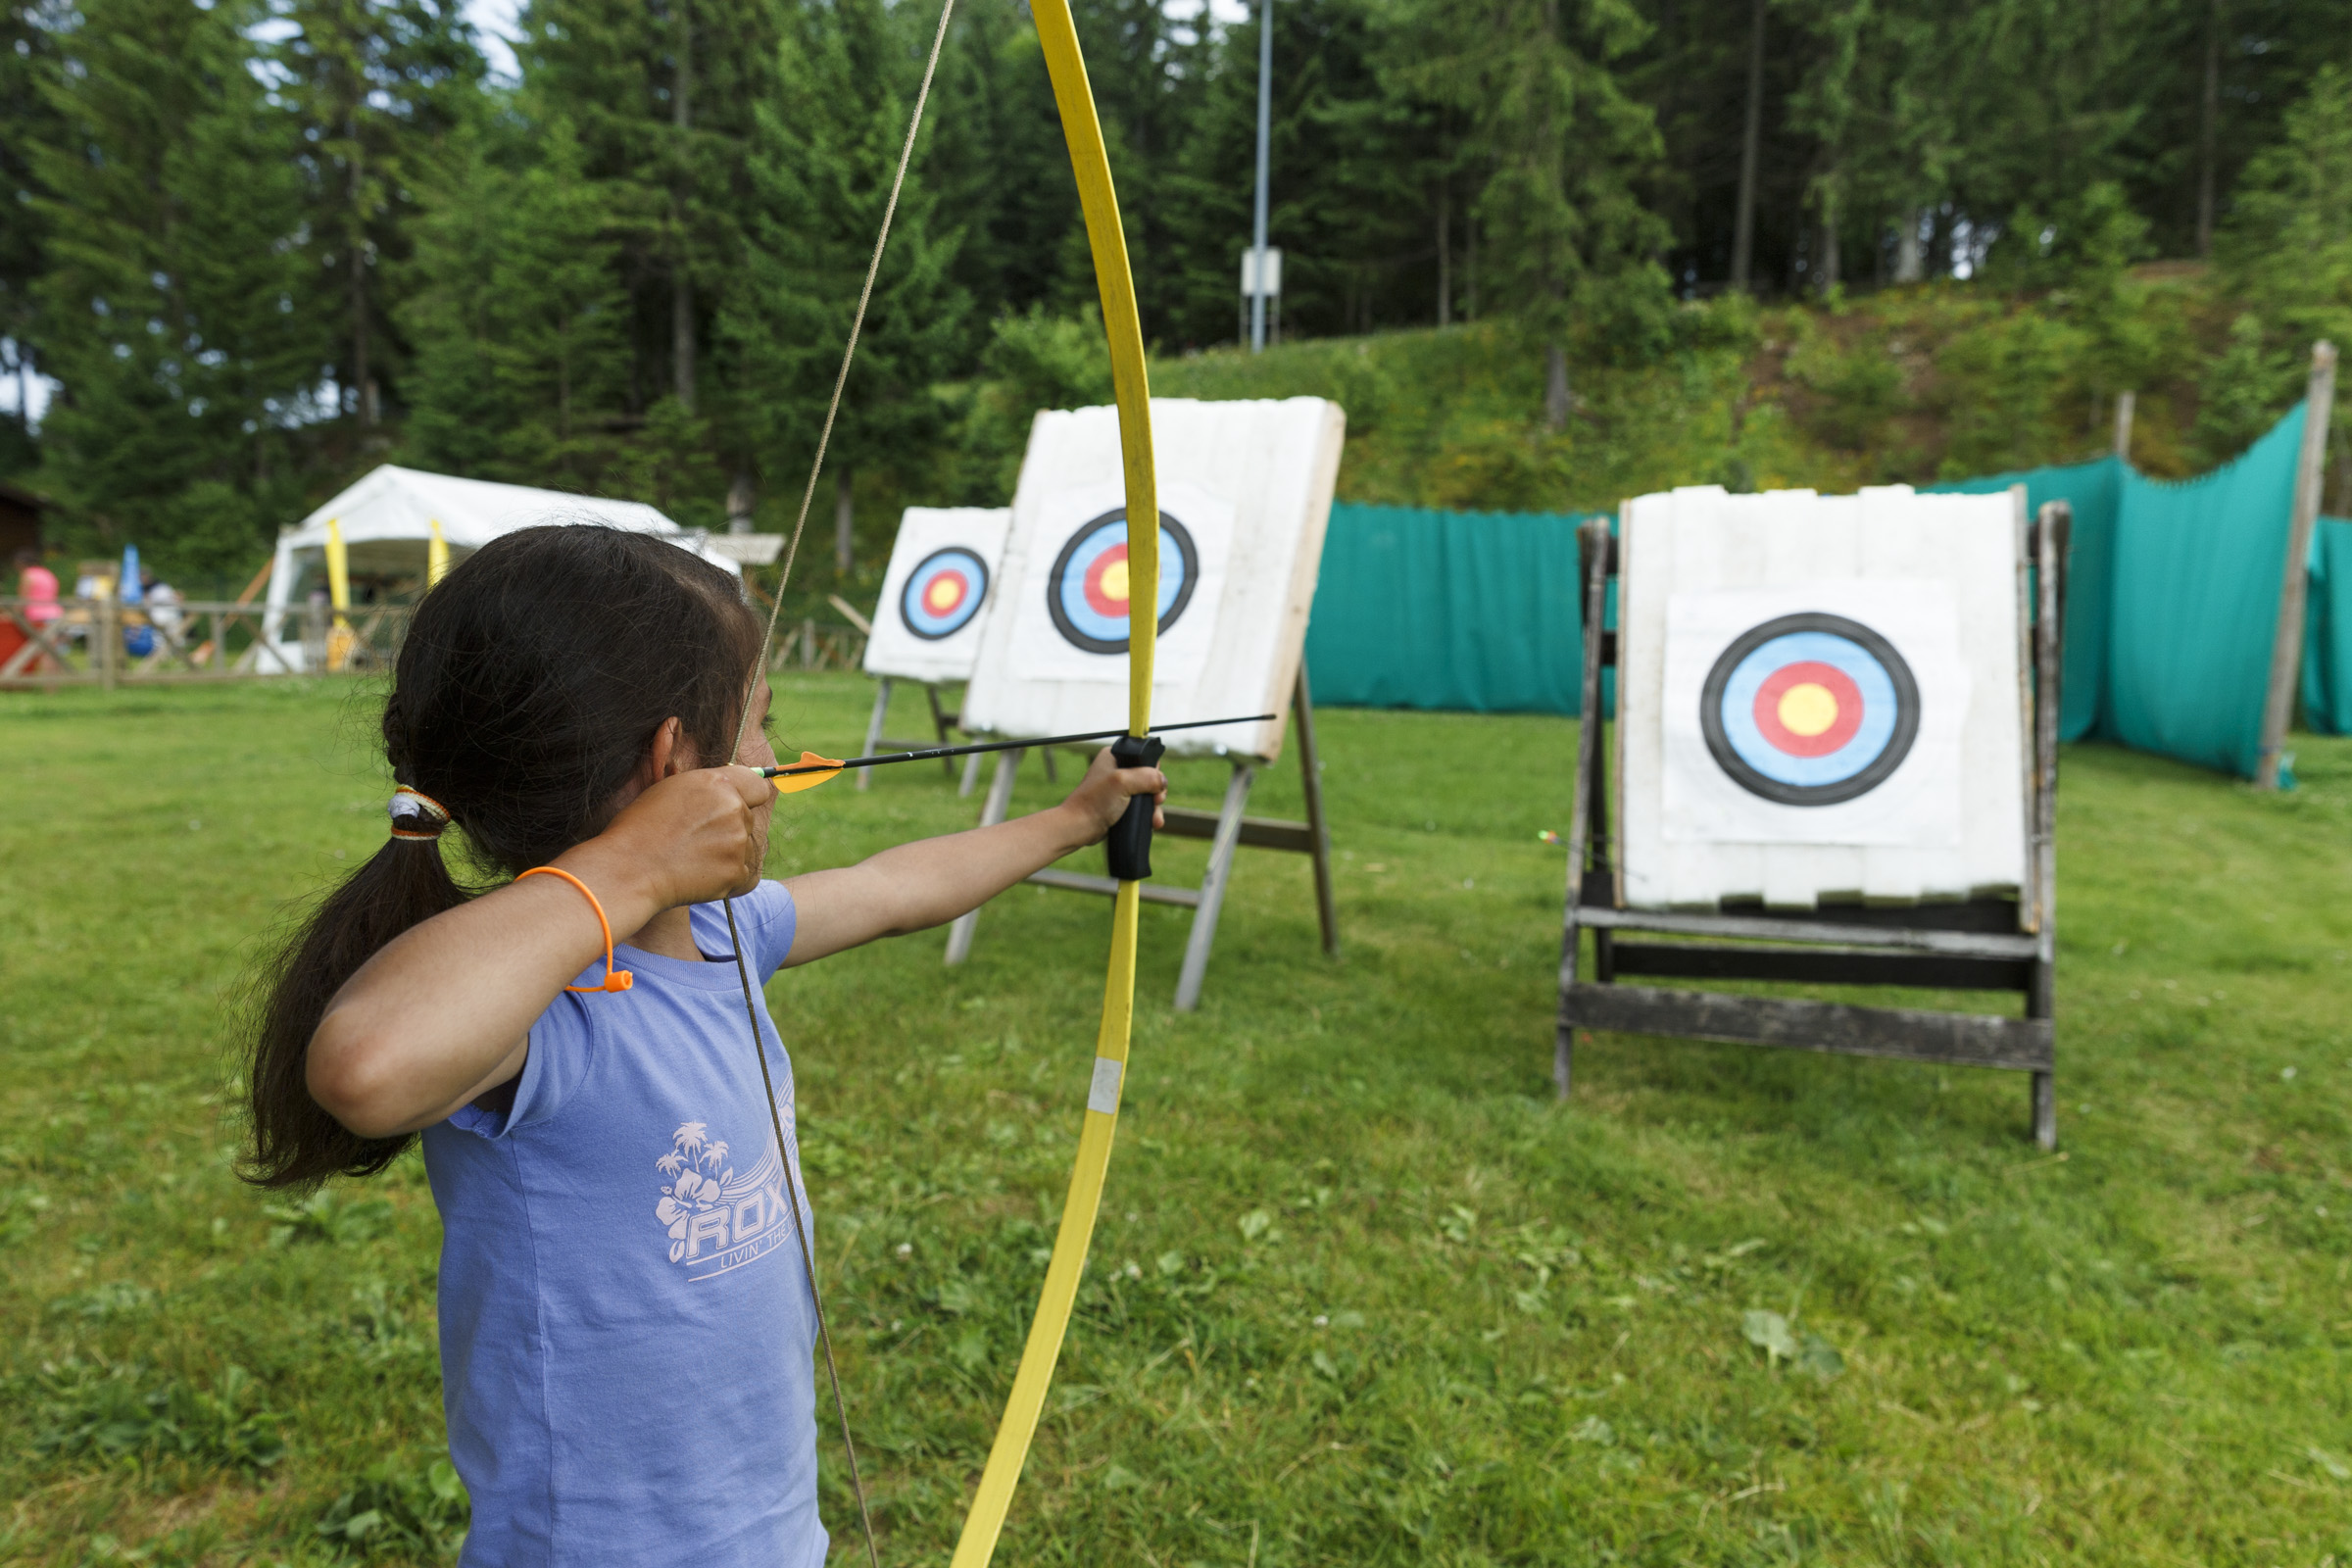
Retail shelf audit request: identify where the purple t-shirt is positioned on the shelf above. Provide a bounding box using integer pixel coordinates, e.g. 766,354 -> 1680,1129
420,880 -> 826,1567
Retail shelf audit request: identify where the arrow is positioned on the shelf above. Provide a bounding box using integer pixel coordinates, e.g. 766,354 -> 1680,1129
760,712 -> 1277,793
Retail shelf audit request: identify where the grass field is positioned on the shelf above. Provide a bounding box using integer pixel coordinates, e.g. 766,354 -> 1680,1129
3,675 -> 2349,1566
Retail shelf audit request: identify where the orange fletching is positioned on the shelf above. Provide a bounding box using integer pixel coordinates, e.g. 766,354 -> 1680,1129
771,751 -> 846,794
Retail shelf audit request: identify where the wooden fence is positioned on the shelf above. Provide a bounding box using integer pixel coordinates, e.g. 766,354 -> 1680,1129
0,597 -> 865,689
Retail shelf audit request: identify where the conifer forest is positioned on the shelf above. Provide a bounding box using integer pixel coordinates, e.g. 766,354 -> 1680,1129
5,0 -> 2352,589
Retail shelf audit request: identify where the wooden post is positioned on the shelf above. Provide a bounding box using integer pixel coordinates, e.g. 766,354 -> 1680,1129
1174,764 -> 1256,1011
2256,340 -> 2337,790
2030,502 -> 2067,1151
1292,659 -> 1340,958
2112,390 -> 2134,461
858,677 -> 892,792
1556,516 -> 1613,1097
97,594 -> 118,691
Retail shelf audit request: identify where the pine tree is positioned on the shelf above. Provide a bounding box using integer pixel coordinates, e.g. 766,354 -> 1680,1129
27,0 -> 322,574
270,0 -> 482,430
0,1 -> 68,482
519,0 -> 782,509
718,0 -> 965,563
923,0 -> 1082,351
399,117 -> 631,487
1387,0 -> 1665,426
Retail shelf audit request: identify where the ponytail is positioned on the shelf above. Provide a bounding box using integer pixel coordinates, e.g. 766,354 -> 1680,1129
239,525 -> 762,1190
243,826 -> 466,1187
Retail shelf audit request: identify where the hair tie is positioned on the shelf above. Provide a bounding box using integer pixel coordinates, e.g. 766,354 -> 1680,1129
514,866 -> 635,994
388,787 -> 452,841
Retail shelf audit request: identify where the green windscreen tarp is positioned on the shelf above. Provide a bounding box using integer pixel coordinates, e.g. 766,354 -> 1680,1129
1925,457 -> 2121,744
2102,404 -> 2306,777
2302,516 -> 2352,736
1302,403 -> 2324,778
1305,504 -> 1605,714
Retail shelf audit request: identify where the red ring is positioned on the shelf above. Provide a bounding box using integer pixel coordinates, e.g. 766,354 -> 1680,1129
920,569 -> 968,615
1752,661 -> 1864,757
1082,544 -> 1131,618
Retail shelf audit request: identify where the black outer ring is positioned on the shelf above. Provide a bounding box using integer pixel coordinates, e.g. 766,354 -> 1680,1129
900,547 -> 990,641
1697,612 -> 1922,807
1044,509 -> 1200,655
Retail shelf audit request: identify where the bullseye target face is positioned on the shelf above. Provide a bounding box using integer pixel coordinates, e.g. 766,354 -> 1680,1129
1699,612 -> 1920,806
1045,509 -> 1199,655
900,547 -> 989,640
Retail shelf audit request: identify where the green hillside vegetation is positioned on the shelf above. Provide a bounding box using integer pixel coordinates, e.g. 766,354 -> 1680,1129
912,256 -> 2326,534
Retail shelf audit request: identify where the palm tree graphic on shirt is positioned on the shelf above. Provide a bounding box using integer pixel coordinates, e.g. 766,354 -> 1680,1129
654,1119 -> 788,1268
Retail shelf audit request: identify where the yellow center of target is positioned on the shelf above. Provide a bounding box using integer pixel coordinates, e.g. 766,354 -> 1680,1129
926,578 -> 960,612
1777,682 -> 1840,738
1098,559 -> 1130,605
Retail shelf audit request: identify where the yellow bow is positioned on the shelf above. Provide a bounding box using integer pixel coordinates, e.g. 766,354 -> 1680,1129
948,3 -> 1157,1560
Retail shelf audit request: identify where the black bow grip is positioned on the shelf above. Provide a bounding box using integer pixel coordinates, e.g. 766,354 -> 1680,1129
1104,733 -> 1166,882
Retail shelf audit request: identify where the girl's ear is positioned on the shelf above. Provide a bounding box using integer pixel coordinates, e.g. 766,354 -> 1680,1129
648,716 -> 690,781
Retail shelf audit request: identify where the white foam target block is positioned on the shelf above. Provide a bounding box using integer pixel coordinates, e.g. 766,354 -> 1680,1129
1618,484 -> 2029,909
862,507 -> 1011,683
959,397 -> 1347,762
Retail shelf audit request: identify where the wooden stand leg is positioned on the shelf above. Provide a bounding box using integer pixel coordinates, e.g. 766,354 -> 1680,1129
958,751 -> 984,798
2029,958 -> 2057,1151
946,748 -> 1024,965
925,684 -> 959,780
1556,518 -> 1611,1100
858,677 -> 893,792
1174,763 -> 1254,1011
1292,660 -> 1340,958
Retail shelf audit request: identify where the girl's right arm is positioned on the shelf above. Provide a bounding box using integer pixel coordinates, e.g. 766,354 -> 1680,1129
307,765 -> 773,1138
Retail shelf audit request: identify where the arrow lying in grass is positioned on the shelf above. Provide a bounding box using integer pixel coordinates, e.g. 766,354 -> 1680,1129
760,713 -> 1279,794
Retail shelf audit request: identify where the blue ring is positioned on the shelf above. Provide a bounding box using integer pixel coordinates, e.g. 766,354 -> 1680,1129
1718,632 -> 1900,787
1045,511 -> 1198,655
901,547 -> 989,640
1697,612 -> 1921,807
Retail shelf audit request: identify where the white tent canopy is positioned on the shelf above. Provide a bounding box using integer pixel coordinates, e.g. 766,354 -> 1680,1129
260,465 -> 739,671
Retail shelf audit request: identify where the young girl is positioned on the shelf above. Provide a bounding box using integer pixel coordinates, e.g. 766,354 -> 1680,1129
243,524 -> 1165,1565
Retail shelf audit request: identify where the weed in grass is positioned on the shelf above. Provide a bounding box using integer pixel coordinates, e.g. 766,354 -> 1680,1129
312,1454 -> 469,1560
26,1358 -> 284,1474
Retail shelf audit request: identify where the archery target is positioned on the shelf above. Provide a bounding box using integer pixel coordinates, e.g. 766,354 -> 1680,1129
1045,510 -> 1200,654
863,507 -> 1010,683
960,397 -> 1347,762
1699,613 -> 1920,805
903,547 -> 989,640
1618,483 -> 2029,908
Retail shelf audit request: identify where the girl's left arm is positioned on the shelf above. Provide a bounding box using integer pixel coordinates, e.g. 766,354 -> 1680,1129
781,748 -> 1165,964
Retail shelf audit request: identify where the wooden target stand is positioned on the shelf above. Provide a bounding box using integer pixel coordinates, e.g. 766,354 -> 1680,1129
945,662 -> 1340,1009
1556,503 -> 2068,1149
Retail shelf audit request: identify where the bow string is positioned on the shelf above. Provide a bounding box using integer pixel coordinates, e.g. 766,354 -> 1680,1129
715,0 -> 1159,1562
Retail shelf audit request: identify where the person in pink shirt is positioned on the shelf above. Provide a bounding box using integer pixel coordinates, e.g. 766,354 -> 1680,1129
15,548 -> 60,624
8,547 -> 61,673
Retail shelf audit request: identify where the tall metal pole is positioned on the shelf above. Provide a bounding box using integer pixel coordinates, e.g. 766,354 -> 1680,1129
1250,0 -> 1273,352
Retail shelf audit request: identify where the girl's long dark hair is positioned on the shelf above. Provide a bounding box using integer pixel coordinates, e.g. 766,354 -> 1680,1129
242,525 -> 763,1189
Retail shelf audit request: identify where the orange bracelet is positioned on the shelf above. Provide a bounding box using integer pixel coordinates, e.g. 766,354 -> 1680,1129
515,866 -> 635,994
